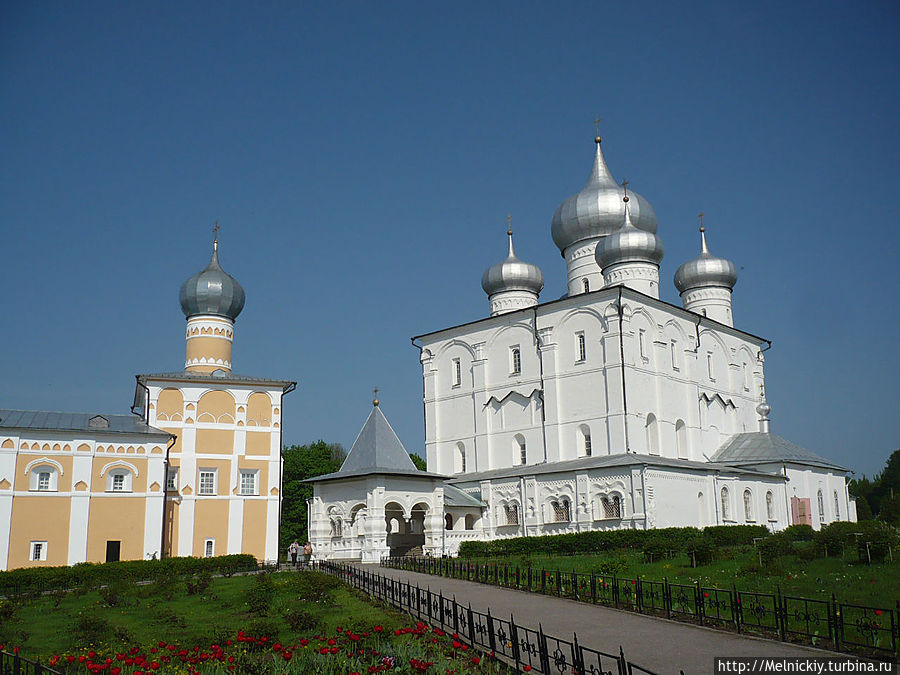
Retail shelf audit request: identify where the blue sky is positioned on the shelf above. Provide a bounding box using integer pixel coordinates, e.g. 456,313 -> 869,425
1,1 -> 897,477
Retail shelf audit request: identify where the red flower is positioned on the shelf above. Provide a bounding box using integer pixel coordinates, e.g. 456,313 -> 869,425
300,639 -> 310,646
373,625 -> 384,633
319,647 -> 328,655
524,667 -> 532,672
703,592 -> 709,598
282,651 -> 293,661
329,647 -> 338,654
875,610 -> 883,616
471,657 -> 481,665
272,643 -> 282,652
111,669 -> 121,675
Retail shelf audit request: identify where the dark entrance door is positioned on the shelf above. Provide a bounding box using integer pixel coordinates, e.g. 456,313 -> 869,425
105,540 -> 121,562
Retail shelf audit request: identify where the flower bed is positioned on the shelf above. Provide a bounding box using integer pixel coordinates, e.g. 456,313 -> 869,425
7,623 -> 502,674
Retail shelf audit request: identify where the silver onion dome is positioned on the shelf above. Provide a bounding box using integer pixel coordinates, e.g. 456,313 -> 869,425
595,198 -> 665,270
673,227 -> 738,293
551,138 -> 658,253
481,230 -> 544,296
179,239 -> 246,320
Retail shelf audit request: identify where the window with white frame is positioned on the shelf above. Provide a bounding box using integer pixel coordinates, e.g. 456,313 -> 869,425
551,499 -> 570,523
743,489 -> 753,521
584,432 -> 592,457
670,340 -> 680,371
601,495 -> 622,519
517,436 -> 526,465
511,347 -> 521,375
504,503 -> 519,526
30,541 -> 47,561
106,468 -> 132,493
576,332 -> 586,363
29,464 -> 59,491
166,467 -> 178,491
204,539 -> 215,557
707,352 -> 715,380
452,358 -> 461,387
742,362 -> 750,391
639,329 -> 648,361
817,489 -> 825,523
199,469 -> 217,495
239,470 -> 258,495
766,491 -> 775,520
833,491 -> 840,519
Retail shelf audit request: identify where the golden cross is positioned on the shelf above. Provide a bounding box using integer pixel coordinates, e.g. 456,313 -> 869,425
594,116 -> 601,136
213,221 -> 220,240
698,212 -> 705,230
373,387 -> 379,406
506,213 -> 512,235
621,179 -> 629,199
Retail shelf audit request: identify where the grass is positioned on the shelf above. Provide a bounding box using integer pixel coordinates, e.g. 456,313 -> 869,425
0,570 -> 497,674
462,548 -> 900,606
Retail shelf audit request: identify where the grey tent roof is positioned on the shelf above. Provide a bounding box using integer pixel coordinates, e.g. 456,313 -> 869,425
443,484 -> 486,508
306,405 -> 445,482
711,432 -> 848,472
138,372 -> 295,388
447,453 -> 782,484
0,409 -> 172,439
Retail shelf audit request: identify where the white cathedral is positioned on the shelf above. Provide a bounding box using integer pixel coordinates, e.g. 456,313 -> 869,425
308,134 -> 855,562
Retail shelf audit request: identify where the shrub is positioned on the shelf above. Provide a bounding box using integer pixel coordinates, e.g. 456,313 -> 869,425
642,541 -> 678,562
758,533 -> 793,565
283,606 -> 320,631
247,572 -> 275,617
244,618 -> 281,645
186,570 -> 213,596
684,536 -> 716,567
781,524 -> 815,542
703,525 -> 770,547
99,580 -> 128,606
73,611 -> 112,644
593,554 -> 629,576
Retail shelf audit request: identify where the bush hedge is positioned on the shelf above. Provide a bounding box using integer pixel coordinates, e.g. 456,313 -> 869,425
457,525 -> 771,558
0,553 -> 259,597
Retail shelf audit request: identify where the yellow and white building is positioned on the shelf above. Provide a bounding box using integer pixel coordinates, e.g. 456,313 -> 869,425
0,237 -> 295,570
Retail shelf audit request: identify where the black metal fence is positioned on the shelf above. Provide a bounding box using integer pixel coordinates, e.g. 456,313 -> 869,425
0,650 -> 60,675
383,556 -> 899,658
317,561 -> 673,675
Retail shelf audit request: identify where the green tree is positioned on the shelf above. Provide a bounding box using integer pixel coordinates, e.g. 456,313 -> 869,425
279,441 -> 345,556
855,494 -> 874,521
409,453 -> 427,471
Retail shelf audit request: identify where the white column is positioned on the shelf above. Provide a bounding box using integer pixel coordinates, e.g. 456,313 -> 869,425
227,497 -> 244,554
0,493 -> 12,571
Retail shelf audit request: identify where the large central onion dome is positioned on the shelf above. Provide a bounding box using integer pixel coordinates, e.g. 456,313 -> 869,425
179,240 -> 246,321
481,229 -> 544,297
595,200 -> 665,270
551,138 -> 658,254
673,227 -> 738,293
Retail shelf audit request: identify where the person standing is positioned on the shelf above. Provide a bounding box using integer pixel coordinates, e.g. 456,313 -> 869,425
288,540 -> 299,566
303,541 -> 312,565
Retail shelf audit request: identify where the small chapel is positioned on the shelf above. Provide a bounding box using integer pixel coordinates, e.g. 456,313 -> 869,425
307,133 -> 856,561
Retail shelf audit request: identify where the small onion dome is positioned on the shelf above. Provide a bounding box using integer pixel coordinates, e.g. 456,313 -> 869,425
551,138 -> 658,253
481,230 -> 544,296
595,201 -> 665,270
179,240 -> 246,320
673,227 -> 738,293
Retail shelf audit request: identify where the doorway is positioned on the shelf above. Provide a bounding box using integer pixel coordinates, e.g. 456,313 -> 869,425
105,540 -> 121,562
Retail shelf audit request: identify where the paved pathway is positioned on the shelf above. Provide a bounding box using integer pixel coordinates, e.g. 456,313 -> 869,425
362,564 -> 841,674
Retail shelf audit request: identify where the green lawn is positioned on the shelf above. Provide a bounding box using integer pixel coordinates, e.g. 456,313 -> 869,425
0,571 -> 500,674
462,549 -> 899,606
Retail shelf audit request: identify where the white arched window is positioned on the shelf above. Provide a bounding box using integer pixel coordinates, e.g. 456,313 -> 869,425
454,442 -> 466,473
106,469 -> 133,493
579,424 -> 592,457
551,499 -> 570,522
511,347 -> 522,375
464,514 -> 476,530
504,503 -> 519,526
743,489 -> 753,521
817,489 -> 825,523
720,486 -> 730,521
698,492 -> 706,527
576,333 -> 587,362
646,414 -> 659,455
766,491 -> 775,520
515,435 -> 527,465
602,495 -> 622,519
331,518 -> 343,537
29,464 -> 60,492
833,491 -> 840,519
675,420 -> 687,459
582,278 -> 590,293
444,513 -> 454,530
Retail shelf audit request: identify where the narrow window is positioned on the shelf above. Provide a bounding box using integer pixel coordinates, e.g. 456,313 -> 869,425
511,347 -> 521,375
720,487 -> 730,521
204,539 -> 214,558
582,278 -> 589,293
460,449 -> 466,472
707,352 -> 715,380
576,333 -> 586,362
166,468 -> 178,491
743,489 -> 753,521
452,358 -> 461,386
240,470 -> 257,495
817,489 -> 825,523
505,504 -> 519,525
833,491 -> 840,519
612,495 -> 621,518
742,362 -> 750,391
675,420 -> 687,459
37,472 -> 51,491
766,491 -> 774,520
639,329 -> 647,360
552,500 -> 570,522
518,438 -> 526,465
670,340 -> 679,370
199,470 -> 216,495
31,542 -> 45,561
602,497 -> 614,519
584,433 -> 592,457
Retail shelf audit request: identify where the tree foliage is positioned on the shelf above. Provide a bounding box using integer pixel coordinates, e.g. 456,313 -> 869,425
849,449 -> 900,522
279,441 -> 345,555
409,453 -> 427,471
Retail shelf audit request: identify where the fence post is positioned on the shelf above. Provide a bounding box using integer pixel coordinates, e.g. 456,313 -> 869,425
573,571 -> 578,601
427,587 -> 432,624
613,573 -> 620,608
467,603 -> 476,647
453,595 -> 459,634
664,577 -> 671,618
618,646 -> 629,675
832,594 -> 841,653
572,632 -> 585,674
538,624 -> 551,674
556,569 -> 561,597
510,615 -> 522,670
439,591 -> 445,629
487,608 -> 497,653
591,572 -> 597,605
696,581 -> 704,624
636,578 -> 643,612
